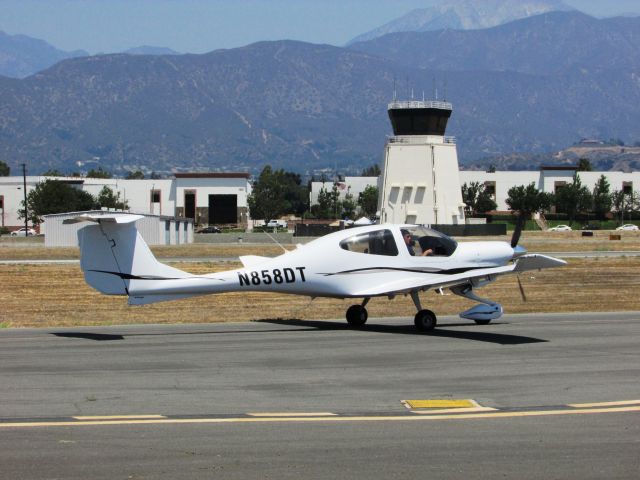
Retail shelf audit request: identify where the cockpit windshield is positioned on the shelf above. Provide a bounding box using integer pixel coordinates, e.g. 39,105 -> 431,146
340,229 -> 399,256
403,226 -> 457,257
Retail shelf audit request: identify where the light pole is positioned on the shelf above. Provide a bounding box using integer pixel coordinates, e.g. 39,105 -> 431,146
22,163 -> 28,234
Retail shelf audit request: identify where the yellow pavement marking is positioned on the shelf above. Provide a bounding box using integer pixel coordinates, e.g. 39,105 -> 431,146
403,399 -> 477,409
568,400 -> 640,408
247,412 -> 337,417
1,406 -> 639,429
411,407 -> 497,415
73,415 -> 166,420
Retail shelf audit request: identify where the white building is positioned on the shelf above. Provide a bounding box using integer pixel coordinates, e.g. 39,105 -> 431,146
378,100 -> 466,225
0,173 -> 251,232
309,176 -> 378,207
310,167 -> 638,218
459,166 -> 639,211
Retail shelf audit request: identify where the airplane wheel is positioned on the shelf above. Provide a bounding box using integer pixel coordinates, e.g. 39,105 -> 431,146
414,309 -> 437,332
474,319 -> 492,325
346,305 -> 368,327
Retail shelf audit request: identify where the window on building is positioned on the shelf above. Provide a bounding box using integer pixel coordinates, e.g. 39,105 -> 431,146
151,190 -> 161,203
484,182 -> 496,199
623,182 -> 633,195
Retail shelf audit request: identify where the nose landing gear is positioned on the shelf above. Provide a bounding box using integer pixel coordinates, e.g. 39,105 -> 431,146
345,298 -> 370,327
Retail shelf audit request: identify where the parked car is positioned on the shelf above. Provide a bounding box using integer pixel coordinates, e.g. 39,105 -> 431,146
266,220 -> 288,229
548,225 -> 572,232
615,224 -> 639,231
581,224 -> 600,230
10,227 -> 36,236
196,226 -> 222,234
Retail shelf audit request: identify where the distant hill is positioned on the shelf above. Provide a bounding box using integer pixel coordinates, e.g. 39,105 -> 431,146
466,145 -> 640,172
122,46 -> 181,56
347,0 -> 573,44
1,12 -> 640,175
0,31 -> 88,78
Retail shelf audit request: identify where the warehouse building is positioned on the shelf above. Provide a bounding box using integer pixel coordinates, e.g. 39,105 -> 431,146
0,172 -> 251,233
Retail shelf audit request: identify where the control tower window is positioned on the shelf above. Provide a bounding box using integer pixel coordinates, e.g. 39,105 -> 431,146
340,229 -> 398,256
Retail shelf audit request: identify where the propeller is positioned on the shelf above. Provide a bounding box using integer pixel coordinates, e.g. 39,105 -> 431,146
512,213 -> 528,302
511,213 -> 525,248
516,275 -> 527,302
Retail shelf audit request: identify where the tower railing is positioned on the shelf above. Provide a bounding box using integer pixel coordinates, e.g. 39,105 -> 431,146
388,100 -> 453,110
387,135 -> 456,144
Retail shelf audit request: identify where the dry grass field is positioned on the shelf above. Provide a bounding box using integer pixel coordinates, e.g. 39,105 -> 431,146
1,231 -> 638,328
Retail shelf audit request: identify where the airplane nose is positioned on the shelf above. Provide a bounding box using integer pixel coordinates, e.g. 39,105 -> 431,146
512,245 -> 528,258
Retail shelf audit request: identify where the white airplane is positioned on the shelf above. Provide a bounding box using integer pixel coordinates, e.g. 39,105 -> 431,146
67,214 -> 566,332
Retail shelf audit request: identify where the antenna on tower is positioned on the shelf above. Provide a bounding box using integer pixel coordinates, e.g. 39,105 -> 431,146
443,75 -> 448,101
393,75 -> 397,101
411,87 -> 414,100
432,77 -> 436,100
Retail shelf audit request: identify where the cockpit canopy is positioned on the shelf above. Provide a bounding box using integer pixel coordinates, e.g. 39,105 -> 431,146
404,226 -> 458,256
339,226 -> 457,257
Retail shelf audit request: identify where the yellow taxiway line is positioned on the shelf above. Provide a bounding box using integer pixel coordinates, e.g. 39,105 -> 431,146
1,405 -> 639,429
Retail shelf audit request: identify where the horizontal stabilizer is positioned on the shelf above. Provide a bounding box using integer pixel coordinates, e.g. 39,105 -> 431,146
239,255 -> 272,268
63,214 -> 144,225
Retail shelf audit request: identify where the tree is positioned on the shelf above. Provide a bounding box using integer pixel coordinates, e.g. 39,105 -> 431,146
96,186 -> 128,210
41,169 -> 64,177
247,165 -> 308,221
19,180 -> 96,224
312,186 -> 332,219
86,167 -> 112,179
357,185 -> 379,217
361,164 -> 381,177
125,170 -> 145,179
341,190 -> 357,219
592,175 -> 612,219
611,189 -> 636,224
506,183 -> 553,217
0,160 -> 10,176
461,182 -> 497,216
554,174 -> 592,224
576,158 -> 593,171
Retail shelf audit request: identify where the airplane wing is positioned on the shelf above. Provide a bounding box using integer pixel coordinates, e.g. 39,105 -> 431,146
351,254 -> 565,297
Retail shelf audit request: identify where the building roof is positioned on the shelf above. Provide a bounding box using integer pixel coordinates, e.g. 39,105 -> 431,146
174,173 -> 250,179
540,165 -> 578,171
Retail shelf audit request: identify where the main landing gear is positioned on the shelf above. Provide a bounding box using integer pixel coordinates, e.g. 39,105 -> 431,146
411,291 -> 437,332
345,294 -> 438,332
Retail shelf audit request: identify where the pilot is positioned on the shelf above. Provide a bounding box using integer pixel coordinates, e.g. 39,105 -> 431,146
402,229 -> 415,256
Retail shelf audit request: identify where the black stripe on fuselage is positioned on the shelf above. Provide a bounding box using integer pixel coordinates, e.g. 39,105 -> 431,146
319,266 -> 491,276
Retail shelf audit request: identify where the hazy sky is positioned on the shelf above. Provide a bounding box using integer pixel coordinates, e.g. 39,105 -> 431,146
2,0 -> 639,54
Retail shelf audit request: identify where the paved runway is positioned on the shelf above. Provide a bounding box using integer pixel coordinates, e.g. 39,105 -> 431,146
1,312 -> 639,479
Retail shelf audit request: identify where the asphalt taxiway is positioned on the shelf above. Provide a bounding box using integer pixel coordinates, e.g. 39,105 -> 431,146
1,312 -> 639,479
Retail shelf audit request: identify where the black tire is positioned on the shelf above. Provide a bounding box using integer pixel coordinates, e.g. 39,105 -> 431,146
346,305 -> 368,327
474,319 -> 492,325
414,309 -> 437,332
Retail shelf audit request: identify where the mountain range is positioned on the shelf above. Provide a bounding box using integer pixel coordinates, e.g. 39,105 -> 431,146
347,0 -> 573,44
1,11 -> 639,175
0,30 -> 88,79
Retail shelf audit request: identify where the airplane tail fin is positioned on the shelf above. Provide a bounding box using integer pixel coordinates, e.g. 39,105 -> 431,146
68,214 -> 190,296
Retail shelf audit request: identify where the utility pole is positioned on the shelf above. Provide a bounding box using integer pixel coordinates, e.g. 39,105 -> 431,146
22,163 -> 28,234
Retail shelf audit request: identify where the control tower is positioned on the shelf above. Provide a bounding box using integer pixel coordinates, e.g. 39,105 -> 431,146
378,100 -> 465,225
